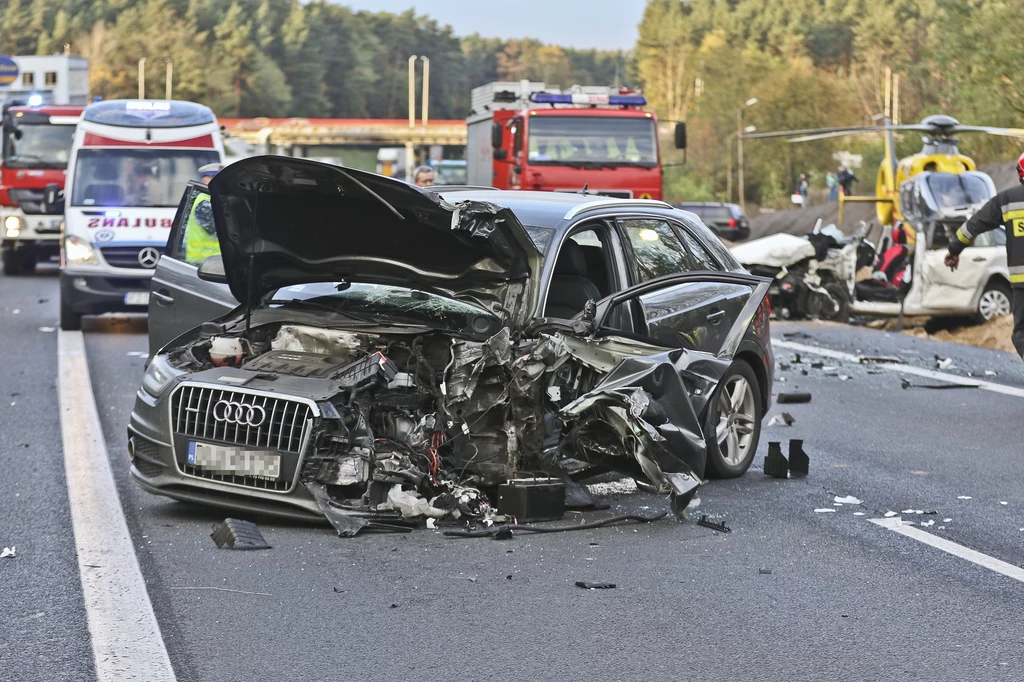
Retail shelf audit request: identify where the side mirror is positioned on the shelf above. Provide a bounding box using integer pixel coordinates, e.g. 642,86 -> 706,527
197,255 -> 228,283
674,122 -> 687,150
42,182 -> 64,214
494,148 -> 508,161
491,122 -> 503,148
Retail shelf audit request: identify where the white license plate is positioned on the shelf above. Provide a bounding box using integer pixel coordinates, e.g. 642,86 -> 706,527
125,291 -> 150,306
187,441 -> 281,479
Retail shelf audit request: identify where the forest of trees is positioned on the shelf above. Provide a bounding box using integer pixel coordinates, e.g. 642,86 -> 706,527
0,0 -> 627,119
0,0 -> 1021,202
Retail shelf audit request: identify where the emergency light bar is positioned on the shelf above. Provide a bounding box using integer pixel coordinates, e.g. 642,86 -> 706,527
529,92 -> 647,106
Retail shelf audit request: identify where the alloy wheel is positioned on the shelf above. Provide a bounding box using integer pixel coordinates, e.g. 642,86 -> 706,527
979,289 -> 1011,321
716,375 -> 756,466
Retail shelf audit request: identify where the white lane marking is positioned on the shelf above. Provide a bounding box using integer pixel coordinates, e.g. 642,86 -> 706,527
58,331 -> 177,681
870,517 -> 1024,584
774,339 -> 1024,399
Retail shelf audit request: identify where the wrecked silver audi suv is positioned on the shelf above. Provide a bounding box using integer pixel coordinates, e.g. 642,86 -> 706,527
128,157 -> 774,535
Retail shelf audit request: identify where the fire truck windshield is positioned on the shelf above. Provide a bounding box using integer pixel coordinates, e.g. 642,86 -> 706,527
526,116 -> 657,167
3,123 -> 76,168
71,149 -> 220,208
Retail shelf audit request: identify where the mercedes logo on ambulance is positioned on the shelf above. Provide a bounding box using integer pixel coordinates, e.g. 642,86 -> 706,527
137,247 -> 161,268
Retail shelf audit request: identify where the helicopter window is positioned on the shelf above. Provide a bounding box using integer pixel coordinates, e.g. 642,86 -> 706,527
926,174 -> 993,210
961,175 -> 993,204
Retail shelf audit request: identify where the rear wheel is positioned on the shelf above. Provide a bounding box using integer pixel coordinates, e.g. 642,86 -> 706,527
976,280 -> 1012,323
2,248 -> 30,276
704,360 -> 762,478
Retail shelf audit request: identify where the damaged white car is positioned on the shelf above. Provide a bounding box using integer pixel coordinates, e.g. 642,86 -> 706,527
128,157 -> 774,535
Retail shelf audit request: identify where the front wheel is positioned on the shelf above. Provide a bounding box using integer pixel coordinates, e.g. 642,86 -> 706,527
60,295 -> 82,331
2,248 -> 26,275
704,360 -> 763,478
976,280 -> 1012,323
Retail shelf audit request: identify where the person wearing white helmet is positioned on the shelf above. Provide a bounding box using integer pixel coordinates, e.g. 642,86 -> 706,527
198,162 -> 223,185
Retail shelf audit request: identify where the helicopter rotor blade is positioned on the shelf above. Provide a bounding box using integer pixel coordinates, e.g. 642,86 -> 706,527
949,125 -> 1024,138
786,130 -> 884,143
741,126 -> 878,140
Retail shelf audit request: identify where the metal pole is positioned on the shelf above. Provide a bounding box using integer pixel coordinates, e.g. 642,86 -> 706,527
884,66 -> 892,119
420,56 -> 429,128
737,108 -> 745,211
138,57 -> 146,99
408,55 -> 417,129
893,73 -> 900,125
726,132 -> 733,203
164,59 -> 172,100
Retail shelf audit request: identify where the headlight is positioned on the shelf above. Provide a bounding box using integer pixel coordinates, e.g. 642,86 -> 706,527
65,235 -> 98,265
4,215 -> 24,237
141,354 -> 179,397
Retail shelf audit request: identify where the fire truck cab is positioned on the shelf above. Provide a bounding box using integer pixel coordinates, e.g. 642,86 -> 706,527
0,105 -> 82,274
467,81 -> 684,200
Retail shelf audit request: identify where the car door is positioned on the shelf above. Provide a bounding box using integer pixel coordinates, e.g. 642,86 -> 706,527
616,217 -> 739,355
591,271 -> 770,361
916,220 -> 1001,312
147,181 -> 237,356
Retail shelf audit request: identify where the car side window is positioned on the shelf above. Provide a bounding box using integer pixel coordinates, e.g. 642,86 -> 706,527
675,225 -> 720,270
176,192 -> 220,266
620,218 -> 694,282
992,227 -> 1007,246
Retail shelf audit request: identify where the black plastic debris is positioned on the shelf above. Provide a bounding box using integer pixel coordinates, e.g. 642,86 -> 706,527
778,392 -> 812,404
210,518 -> 271,550
784,331 -> 812,340
859,355 -> 900,364
493,526 -> 514,540
764,442 -> 789,478
779,362 -> 791,371
696,515 -> 731,533
497,477 -> 566,522
758,568 -> 773,575
444,512 -> 668,538
333,586 -> 345,593
575,581 -> 616,589
810,361 -> 824,369
793,353 -> 802,364
789,440 -> 809,477
767,412 -> 795,427
900,378 -> 978,390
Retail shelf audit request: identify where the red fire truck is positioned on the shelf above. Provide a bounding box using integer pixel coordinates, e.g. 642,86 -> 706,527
466,81 -> 684,200
1,105 -> 83,274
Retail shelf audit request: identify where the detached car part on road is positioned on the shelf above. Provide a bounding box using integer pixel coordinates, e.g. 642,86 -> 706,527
128,157 -> 773,535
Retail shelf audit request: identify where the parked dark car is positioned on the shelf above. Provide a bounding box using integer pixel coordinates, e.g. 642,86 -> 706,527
131,157 -> 773,534
674,202 -> 750,241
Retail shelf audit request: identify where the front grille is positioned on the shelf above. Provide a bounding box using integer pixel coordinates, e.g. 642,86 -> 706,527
133,455 -> 164,477
101,246 -> 165,269
171,385 -> 314,492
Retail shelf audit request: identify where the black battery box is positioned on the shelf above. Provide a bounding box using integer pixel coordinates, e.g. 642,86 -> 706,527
497,478 -> 566,522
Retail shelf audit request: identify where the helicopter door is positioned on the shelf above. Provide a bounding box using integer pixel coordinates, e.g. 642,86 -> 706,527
917,221 -> 996,312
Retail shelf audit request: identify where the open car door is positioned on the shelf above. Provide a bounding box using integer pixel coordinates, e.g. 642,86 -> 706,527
147,181 -> 237,358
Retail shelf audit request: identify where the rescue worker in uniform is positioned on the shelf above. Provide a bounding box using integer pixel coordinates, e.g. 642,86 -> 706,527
945,152 -> 1024,360
183,163 -> 223,265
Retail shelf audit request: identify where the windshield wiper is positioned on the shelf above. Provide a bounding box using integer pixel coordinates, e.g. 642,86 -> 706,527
263,298 -> 400,325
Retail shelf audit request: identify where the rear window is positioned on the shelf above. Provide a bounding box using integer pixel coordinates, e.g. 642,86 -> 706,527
703,206 -> 733,220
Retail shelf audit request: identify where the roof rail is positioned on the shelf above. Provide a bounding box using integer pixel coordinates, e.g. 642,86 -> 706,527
563,198 -> 673,220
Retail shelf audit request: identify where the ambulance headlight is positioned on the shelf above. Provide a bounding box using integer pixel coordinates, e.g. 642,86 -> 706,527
65,235 -> 98,265
4,215 -> 24,237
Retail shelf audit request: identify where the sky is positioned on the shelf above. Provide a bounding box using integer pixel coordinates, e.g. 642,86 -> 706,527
340,0 -> 649,51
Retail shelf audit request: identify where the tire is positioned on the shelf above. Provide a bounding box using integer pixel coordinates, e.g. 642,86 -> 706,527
704,360 -> 763,478
976,280 -> 1012,324
804,279 -> 850,322
60,295 -> 82,331
2,249 -> 24,276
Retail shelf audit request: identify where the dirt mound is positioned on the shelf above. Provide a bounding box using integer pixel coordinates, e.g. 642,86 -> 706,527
903,315 -> 1016,353
748,199 -> 878,241
979,161 -> 1018,191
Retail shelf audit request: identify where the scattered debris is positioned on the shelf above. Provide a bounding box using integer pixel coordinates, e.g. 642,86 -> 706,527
1000,501 -> 1008,506
884,511 -> 898,518
210,518 -> 271,550
985,370 -> 998,377
822,366 -> 838,372
764,442 -> 789,478
901,378 -> 978,390
957,496 -> 972,500
783,331 -> 813,340
814,508 -> 837,513
169,586 -> 272,596
443,512 -> 668,539
696,516 -> 731,533
0,546 -> 15,558
333,586 -> 345,593
853,512 -> 866,516
943,518 -> 952,523
575,581 -> 616,590
834,495 -> 862,505
126,351 -> 148,357
426,518 -> 437,530
811,361 -> 824,369
935,357 -> 955,370
497,478 -> 566,522
758,568 -> 773,574
38,326 -> 55,333
767,412 -> 795,427
778,363 -> 790,371
788,440 -> 809,477
778,392 -> 812,404
858,355 -> 900,364
921,520 -> 935,527
793,353 -> 802,364
839,375 -> 850,381
585,478 -> 639,496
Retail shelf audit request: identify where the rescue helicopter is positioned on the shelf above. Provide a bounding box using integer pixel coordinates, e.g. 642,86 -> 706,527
744,114 -> 1024,228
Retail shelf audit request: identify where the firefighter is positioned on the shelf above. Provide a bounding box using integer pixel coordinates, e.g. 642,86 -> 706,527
945,152 -> 1024,359
183,163 -> 223,264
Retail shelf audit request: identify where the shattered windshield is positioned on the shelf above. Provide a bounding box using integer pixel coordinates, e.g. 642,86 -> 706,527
268,282 -> 497,330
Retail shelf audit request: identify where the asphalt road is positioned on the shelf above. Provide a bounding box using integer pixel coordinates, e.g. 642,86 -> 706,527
3,268 -> 1024,681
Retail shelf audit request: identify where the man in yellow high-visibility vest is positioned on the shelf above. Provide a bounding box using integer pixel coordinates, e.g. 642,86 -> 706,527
183,163 -> 223,265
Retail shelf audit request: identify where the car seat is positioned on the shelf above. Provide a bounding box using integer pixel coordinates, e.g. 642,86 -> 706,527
546,240 -> 602,319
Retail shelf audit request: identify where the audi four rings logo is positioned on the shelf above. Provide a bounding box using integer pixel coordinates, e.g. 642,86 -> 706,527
137,247 -> 160,268
213,400 -> 266,427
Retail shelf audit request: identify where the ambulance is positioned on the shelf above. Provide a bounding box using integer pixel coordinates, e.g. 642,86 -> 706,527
58,99 -> 224,329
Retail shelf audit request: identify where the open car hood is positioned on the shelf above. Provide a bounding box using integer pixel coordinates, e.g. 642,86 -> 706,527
208,156 -> 536,321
